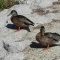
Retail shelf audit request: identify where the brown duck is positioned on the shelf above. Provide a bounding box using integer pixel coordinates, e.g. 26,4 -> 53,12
36,26 -> 60,49
8,10 -> 34,32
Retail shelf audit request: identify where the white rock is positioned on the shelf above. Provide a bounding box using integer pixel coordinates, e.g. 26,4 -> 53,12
0,40 -> 3,50
2,30 -> 28,42
3,40 -> 31,53
4,53 -> 24,60
0,48 -> 7,58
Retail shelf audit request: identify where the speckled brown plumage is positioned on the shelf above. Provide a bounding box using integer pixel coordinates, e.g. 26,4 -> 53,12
36,32 -> 56,46
8,10 -> 34,31
36,26 -> 60,47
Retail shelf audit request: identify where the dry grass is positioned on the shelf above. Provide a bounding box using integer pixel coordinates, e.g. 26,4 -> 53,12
0,0 -> 18,10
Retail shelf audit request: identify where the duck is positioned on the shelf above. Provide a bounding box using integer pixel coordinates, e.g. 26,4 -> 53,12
8,10 -> 34,32
36,26 -> 60,49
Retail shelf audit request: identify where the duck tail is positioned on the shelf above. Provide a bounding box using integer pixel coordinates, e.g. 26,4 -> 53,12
26,18 -> 34,26
31,23 -> 34,26
53,38 -> 59,44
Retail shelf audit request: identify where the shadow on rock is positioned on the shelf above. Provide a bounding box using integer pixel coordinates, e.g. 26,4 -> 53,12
6,24 -> 18,30
30,42 -> 60,48
6,24 -> 31,32
30,42 -> 45,48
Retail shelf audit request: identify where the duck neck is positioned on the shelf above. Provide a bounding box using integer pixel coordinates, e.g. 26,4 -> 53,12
12,14 -> 17,17
40,28 -> 45,37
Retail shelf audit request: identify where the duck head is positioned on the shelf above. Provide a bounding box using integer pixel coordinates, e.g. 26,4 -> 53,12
8,10 -> 18,16
40,26 -> 45,37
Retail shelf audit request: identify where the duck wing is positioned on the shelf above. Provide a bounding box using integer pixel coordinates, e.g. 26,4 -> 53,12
45,32 -> 60,41
16,15 -> 34,26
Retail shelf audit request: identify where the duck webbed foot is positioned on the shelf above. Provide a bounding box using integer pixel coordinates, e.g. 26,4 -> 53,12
43,45 -> 49,50
15,27 -> 20,32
